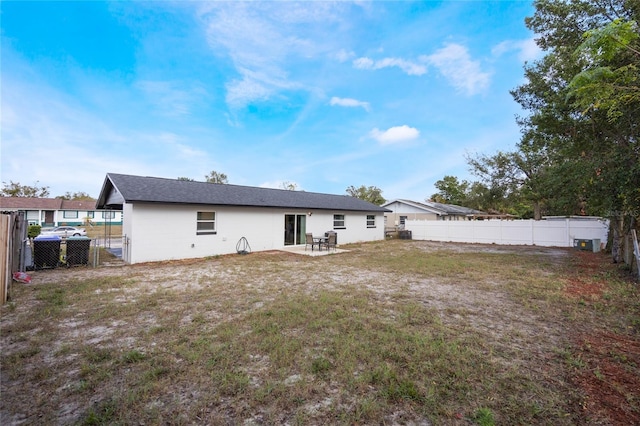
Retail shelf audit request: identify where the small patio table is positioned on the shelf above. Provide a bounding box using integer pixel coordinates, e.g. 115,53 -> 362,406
312,236 -> 328,251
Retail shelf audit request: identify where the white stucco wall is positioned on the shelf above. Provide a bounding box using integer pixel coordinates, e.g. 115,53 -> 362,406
122,203 -> 385,264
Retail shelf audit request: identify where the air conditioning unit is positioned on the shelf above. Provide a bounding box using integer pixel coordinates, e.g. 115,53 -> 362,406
573,238 -> 601,253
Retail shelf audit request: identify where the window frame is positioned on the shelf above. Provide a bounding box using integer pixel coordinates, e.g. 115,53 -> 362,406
333,214 -> 346,229
101,211 -> 116,219
63,210 -> 79,219
196,211 -> 217,235
366,214 -> 376,228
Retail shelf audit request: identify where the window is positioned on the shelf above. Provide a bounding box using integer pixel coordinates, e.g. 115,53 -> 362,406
87,211 -> 95,219
367,215 -> 376,228
399,216 -> 407,226
102,211 -> 116,219
63,211 -> 78,219
333,214 -> 345,229
197,211 -> 216,235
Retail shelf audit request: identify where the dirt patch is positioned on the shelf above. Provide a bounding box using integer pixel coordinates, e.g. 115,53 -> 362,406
564,251 -> 607,300
564,250 -> 640,424
571,332 -> 640,425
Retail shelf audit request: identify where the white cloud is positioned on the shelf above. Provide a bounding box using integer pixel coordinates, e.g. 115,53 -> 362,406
225,76 -> 273,108
334,49 -> 354,62
353,57 -> 374,69
353,56 -> 427,76
136,80 -> 207,117
421,43 -> 491,95
369,125 -> 420,145
197,2 -> 348,109
492,38 -> 542,62
330,96 -> 370,111
0,73 -> 215,197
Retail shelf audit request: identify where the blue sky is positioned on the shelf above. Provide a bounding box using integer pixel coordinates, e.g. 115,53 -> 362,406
1,1 -> 541,201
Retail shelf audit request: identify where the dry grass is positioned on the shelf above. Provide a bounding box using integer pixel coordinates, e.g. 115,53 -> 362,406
84,225 -> 122,239
1,240 -> 638,425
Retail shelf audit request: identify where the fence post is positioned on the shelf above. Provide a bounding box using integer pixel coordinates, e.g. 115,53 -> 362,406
632,230 -> 640,281
1,215 -> 10,304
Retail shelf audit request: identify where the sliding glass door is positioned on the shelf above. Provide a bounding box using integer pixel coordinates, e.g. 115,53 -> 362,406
284,214 -> 306,246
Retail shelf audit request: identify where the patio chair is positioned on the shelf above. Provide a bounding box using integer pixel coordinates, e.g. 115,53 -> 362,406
322,232 -> 337,251
305,233 -> 316,251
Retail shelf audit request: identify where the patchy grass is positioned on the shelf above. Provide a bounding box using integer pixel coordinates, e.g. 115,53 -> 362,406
1,240 -> 638,425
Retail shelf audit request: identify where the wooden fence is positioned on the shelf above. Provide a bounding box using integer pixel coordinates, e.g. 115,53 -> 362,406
1,214 -> 12,304
1,212 -> 28,304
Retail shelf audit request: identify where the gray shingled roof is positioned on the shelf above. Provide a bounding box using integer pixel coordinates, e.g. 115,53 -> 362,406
383,199 -> 485,216
96,173 -> 390,213
0,197 -> 98,211
420,200 -> 485,215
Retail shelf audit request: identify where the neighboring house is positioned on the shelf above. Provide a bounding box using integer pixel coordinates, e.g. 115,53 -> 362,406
0,197 -> 122,227
382,199 -> 486,229
95,173 -> 390,264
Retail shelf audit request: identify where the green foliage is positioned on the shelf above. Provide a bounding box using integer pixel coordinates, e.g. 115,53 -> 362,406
56,191 -> 95,201
280,181 -> 298,191
28,225 -> 41,239
205,170 -> 228,184
579,19 -> 639,62
510,0 -> 640,265
430,175 -> 470,205
474,407 -> 496,426
569,19 -> 640,121
310,356 -> 332,376
121,350 -> 146,364
1,180 -> 50,198
346,185 -> 386,205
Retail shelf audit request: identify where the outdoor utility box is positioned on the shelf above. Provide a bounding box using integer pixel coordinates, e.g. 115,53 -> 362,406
573,238 -> 601,253
66,236 -> 91,266
398,230 -> 412,240
33,235 -> 62,269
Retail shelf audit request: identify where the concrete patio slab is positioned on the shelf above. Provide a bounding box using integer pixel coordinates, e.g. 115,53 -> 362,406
279,245 -> 349,257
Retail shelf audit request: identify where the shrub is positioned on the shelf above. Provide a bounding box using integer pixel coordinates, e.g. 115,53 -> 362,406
28,225 -> 41,239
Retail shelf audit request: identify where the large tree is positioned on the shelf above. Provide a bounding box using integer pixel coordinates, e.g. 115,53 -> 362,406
430,175 -> 470,206
1,181 -> 50,198
346,185 -> 386,205
513,0 -> 639,263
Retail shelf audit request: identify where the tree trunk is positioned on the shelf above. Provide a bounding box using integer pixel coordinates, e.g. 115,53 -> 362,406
533,201 -> 542,220
611,215 -> 624,264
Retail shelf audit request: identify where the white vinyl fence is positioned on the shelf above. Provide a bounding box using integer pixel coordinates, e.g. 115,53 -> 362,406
406,218 -> 609,248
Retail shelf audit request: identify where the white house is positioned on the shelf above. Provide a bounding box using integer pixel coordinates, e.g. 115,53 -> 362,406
0,197 -> 122,227
382,199 -> 486,229
96,173 -> 390,264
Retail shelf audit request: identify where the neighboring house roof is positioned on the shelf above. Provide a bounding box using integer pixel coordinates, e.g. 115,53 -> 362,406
96,173 -> 391,213
0,197 -> 98,211
382,199 -> 485,216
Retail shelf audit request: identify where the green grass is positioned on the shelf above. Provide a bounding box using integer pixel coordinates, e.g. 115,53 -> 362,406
1,239 -> 637,425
